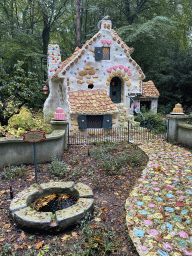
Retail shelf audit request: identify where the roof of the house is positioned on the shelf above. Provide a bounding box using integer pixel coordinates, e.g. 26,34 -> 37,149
67,89 -> 118,114
142,80 -> 160,98
51,29 -> 135,80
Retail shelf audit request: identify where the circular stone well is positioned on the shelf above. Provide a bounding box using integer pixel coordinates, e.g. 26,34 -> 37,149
9,182 -> 94,231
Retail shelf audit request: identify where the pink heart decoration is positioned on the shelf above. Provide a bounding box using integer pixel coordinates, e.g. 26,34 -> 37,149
124,67 -> 128,72
127,70 -> 132,76
119,64 -> 124,69
106,39 -> 112,45
113,65 -> 118,70
107,67 -> 112,73
101,39 -> 106,45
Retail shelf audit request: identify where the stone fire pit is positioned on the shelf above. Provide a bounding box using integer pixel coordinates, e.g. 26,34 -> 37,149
9,182 -> 94,231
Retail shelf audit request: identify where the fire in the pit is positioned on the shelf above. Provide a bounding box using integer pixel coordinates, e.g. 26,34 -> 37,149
31,194 -> 78,213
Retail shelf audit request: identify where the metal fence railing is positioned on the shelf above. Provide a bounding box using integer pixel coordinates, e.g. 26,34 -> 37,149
68,120 -> 168,146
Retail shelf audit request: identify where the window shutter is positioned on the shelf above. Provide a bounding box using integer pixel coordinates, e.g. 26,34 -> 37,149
78,115 -> 87,129
95,47 -> 103,60
103,115 -> 112,128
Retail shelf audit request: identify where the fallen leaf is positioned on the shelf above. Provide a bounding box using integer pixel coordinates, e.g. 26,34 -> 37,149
14,243 -> 19,250
71,232 -> 78,239
17,231 -> 26,241
95,217 -> 101,222
100,207 -> 108,212
101,212 -> 106,221
34,241 -> 44,249
0,238 -> 6,243
61,234 -> 71,242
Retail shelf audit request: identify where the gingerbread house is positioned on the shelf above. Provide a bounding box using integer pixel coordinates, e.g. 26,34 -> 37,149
43,19 -> 159,133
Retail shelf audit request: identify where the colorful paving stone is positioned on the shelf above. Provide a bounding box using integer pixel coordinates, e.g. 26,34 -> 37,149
125,139 -> 192,256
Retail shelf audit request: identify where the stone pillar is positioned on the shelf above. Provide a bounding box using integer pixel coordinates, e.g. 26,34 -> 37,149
167,114 -> 188,143
50,119 -> 68,150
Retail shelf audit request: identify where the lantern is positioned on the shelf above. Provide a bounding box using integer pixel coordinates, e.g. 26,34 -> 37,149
43,85 -> 48,94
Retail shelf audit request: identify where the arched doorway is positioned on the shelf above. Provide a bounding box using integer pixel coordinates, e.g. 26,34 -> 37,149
110,77 -> 121,103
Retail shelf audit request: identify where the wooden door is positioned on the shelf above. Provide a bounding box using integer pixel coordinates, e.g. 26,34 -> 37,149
110,77 -> 121,103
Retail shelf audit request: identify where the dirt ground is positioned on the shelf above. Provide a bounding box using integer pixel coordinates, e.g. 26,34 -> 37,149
0,142 -> 148,255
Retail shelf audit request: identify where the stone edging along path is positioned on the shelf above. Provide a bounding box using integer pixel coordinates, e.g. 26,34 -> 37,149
125,139 -> 192,256
9,182 -> 94,230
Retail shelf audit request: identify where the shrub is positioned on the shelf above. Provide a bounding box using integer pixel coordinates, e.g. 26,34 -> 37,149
1,165 -> 26,179
4,106 -> 52,137
91,142 -> 145,175
0,243 -> 12,256
48,156 -> 69,178
134,110 -> 167,134
71,213 -> 117,255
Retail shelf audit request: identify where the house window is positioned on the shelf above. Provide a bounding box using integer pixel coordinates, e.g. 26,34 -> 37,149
95,47 -> 110,60
87,115 -> 103,128
140,101 -> 151,111
78,115 -> 112,129
103,47 -> 110,60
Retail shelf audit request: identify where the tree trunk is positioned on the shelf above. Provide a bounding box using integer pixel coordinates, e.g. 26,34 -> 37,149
76,0 -> 81,48
42,21 -> 50,80
42,22 -> 50,56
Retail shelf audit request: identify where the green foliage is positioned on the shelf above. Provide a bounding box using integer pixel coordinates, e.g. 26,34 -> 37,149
0,243 -> 13,256
134,110 -> 167,134
118,15 -> 192,112
0,59 -> 46,125
91,142 -> 144,175
4,106 -> 52,137
1,165 -> 26,180
71,213 -> 117,255
146,49 -> 192,113
48,156 -> 70,178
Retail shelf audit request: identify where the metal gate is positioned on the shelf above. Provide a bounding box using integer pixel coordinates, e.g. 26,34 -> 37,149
67,120 -> 168,146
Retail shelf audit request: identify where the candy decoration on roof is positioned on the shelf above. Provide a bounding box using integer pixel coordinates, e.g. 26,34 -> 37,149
75,47 -> 80,51
47,44 -> 61,76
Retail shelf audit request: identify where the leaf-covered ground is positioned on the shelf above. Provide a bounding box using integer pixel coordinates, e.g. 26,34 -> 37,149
0,142 -> 148,255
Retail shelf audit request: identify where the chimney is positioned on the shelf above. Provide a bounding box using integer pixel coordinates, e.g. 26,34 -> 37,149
47,44 -> 61,76
100,19 -> 112,31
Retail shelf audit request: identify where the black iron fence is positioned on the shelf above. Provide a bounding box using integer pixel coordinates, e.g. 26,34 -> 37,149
68,119 -> 168,146
68,121 -> 169,146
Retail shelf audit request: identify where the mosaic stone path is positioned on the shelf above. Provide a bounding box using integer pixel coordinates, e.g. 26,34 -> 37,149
125,139 -> 192,256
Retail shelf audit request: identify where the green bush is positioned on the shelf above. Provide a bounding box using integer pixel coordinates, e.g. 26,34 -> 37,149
4,106 -> 52,137
91,142 -> 145,175
134,110 -> 167,134
1,165 -> 26,179
0,243 -> 12,256
48,156 -> 70,178
71,213 -> 117,255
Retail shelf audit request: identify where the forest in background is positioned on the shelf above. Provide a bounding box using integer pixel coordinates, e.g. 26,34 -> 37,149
0,0 -> 192,125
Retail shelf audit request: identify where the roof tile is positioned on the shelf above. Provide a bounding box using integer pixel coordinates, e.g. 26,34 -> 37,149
68,89 -> 118,114
142,80 -> 160,97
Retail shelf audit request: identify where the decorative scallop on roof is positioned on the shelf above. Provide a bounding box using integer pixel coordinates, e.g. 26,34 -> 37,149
111,29 -> 134,55
67,89 -> 118,115
51,25 -> 137,81
142,80 -> 160,97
